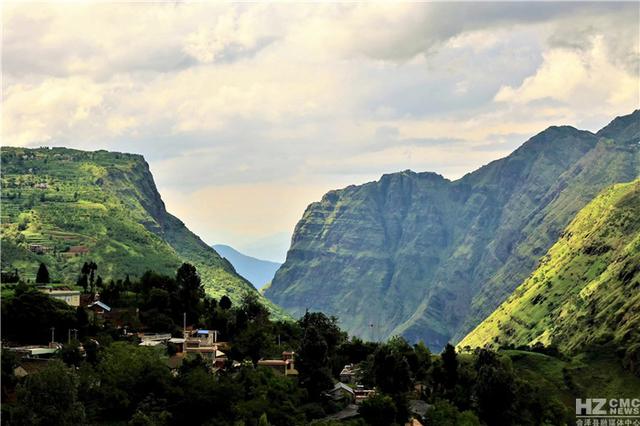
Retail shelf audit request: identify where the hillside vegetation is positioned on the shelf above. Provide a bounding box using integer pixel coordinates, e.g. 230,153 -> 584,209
0,147 -> 287,318
459,179 -> 640,370
265,111 -> 640,349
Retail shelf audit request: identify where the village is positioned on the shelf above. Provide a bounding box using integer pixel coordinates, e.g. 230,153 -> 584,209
2,276 -> 436,425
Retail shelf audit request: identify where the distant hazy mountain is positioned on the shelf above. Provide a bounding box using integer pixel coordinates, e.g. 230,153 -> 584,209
213,244 -> 281,290
265,110 -> 640,349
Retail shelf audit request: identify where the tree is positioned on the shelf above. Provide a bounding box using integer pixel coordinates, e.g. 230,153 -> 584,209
298,311 -> 346,375
35,262 -> 50,284
88,262 -> 97,294
411,341 -> 432,382
80,262 -> 98,294
425,400 -> 481,426
258,413 -> 271,426
97,343 -> 173,420
472,349 -> 516,425
77,274 -> 88,293
84,339 -> 100,365
238,292 -> 269,323
232,320 -> 273,364
12,360 -> 86,425
2,350 -> 18,402
81,262 -> 91,276
219,295 -> 232,310
372,343 -> 412,395
1,289 -> 76,344
297,325 -> 333,399
442,343 -> 458,389
123,274 -> 132,291
76,307 -> 89,337
1,269 -> 20,283
95,275 -> 104,292
359,394 -> 397,426
61,341 -> 84,367
175,263 -> 204,325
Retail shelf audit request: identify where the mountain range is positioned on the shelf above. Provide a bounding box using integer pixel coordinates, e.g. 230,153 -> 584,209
265,110 -> 640,349
212,244 -> 281,290
0,147 -> 287,319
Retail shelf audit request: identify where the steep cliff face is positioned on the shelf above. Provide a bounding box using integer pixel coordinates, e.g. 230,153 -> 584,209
0,147 -> 286,317
265,111 -> 640,348
459,179 -> 640,357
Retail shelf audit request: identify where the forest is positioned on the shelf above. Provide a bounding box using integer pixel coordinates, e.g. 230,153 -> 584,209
1,262 -> 585,425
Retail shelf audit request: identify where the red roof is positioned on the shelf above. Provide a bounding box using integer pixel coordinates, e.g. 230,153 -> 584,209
258,360 -> 288,366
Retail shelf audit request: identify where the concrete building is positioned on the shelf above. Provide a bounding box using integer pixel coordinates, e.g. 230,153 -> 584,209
40,287 -> 81,307
257,351 -> 298,376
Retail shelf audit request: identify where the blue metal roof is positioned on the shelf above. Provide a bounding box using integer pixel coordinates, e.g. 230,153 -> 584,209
88,301 -> 112,312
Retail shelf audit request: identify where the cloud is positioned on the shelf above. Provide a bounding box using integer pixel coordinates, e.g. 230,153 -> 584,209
494,36 -> 638,113
2,3 -> 638,259
2,77 -> 104,146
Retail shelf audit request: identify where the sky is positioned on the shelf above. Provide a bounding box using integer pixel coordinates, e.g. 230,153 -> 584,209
2,2 -> 639,262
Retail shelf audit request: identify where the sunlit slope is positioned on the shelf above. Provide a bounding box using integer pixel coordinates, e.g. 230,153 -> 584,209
460,180 -> 640,357
0,147 -> 288,319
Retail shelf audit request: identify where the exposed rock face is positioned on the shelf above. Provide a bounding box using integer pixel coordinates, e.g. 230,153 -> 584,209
265,111 -> 640,349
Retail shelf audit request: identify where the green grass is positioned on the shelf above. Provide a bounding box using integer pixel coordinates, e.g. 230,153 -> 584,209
460,180 -> 640,355
506,349 -> 640,406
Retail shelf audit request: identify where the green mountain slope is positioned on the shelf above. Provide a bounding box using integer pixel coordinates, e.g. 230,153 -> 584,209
459,179 -> 640,356
265,111 -> 640,349
0,147 -> 287,318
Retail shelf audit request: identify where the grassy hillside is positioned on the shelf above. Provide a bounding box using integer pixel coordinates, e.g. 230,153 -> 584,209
0,147 -> 288,319
460,180 -> 640,365
265,111 -> 640,349
507,349 -> 640,405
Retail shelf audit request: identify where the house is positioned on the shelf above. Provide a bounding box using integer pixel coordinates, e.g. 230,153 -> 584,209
257,351 -> 298,376
14,358 -> 51,378
182,330 -> 228,367
87,300 -> 111,314
40,287 -> 81,307
67,245 -> 89,255
166,354 -> 185,373
168,337 -> 186,353
409,400 -> 430,419
6,346 -> 59,358
29,244 -> 51,254
138,334 -> 172,349
139,333 -> 172,342
354,385 -> 376,404
185,329 -> 219,347
139,340 -> 163,347
324,382 -> 355,403
339,363 -> 359,384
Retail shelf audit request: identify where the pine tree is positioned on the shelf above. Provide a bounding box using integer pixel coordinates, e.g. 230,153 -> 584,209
219,295 -> 232,310
35,263 -> 50,284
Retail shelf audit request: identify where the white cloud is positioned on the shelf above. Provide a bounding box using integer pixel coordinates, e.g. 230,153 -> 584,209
2,77 -> 104,146
495,36 -> 638,107
2,3 -> 638,259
